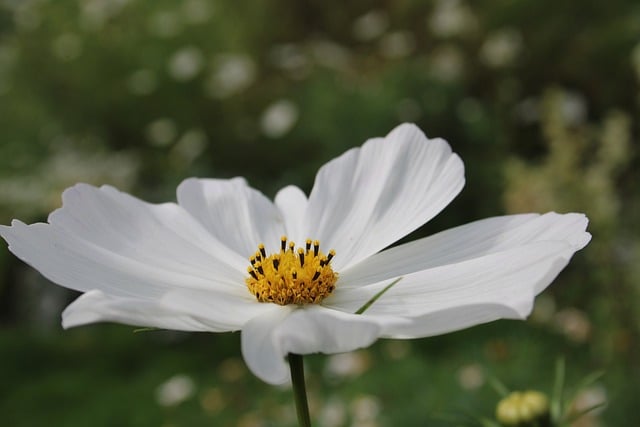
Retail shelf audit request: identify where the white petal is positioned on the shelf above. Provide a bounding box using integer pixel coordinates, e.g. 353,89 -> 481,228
377,303 -> 524,338
160,288 -> 279,332
339,212 -> 591,288
304,123 -> 464,270
327,240 -> 580,338
62,290 -> 212,331
241,305 -> 385,385
177,177 -> 285,256
0,184 -> 246,299
274,185 -> 308,244
241,305 -> 293,385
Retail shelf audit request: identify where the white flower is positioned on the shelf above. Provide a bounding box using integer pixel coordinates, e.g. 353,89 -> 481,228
0,124 -> 590,385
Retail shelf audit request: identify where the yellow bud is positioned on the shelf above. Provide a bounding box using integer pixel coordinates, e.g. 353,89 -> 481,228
496,390 -> 550,426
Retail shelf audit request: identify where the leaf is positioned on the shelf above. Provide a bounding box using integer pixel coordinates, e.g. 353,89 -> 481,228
355,277 -> 402,315
133,327 -> 160,333
562,401 -> 607,425
487,374 -> 510,398
565,370 -> 605,405
551,357 -> 566,421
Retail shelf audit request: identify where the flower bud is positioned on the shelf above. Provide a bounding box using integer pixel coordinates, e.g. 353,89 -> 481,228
496,390 -> 551,426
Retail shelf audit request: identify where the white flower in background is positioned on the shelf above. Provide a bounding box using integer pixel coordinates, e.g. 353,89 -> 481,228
260,99 -> 299,138
145,118 -> 177,147
155,374 -> 195,407
51,33 -> 83,62
479,28 -> 523,68
148,10 -> 182,38
127,69 -> 158,95
171,128 -> 208,167
205,53 -> 256,98
181,0 -> 213,25
309,40 -> 352,71
0,124 -> 590,385
80,0 -> 129,31
428,0 -> 477,38
168,46 -> 204,82
429,44 -> 465,82
379,31 -> 416,59
268,44 -> 311,79
352,10 -> 389,42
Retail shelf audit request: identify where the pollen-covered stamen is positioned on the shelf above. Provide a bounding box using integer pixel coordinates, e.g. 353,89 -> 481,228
245,237 -> 338,305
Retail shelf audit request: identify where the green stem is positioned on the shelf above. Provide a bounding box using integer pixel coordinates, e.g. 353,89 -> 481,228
288,353 -> 311,427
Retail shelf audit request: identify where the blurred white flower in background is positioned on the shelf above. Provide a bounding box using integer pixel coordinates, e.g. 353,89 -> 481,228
319,397 -> 347,427
146,118 -> 178,147
429,0 -> 477,38
260,99 -> 299,138
457,363 -> 485,390
480,28 -> 523,68
51,33 -> 83,62
148,9 -> 182,38
205,53 -> 257,98
310,39 -> 352,71
559,91 -> 588,125
155,374 -> 195,407
171,128 -> 208,167
12,0 -> 42,32
168,46 -> 205,82
127,69 -> 158,95
379,31 -> 416,59
571,384 -> 607,427
79,0 -> 129,31
268,43 -> 311,79
554,307 -> 591,343
324,351 -> 371,382
383,341 -> 411,360
181,0 -> 213,25
429,44 -> 465,82
350,395 -> 381,426
352,10 -> 389,42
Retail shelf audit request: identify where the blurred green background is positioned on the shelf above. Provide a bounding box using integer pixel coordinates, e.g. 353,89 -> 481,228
0,0 -> 638,426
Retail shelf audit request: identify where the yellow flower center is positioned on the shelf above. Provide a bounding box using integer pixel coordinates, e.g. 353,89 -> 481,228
245,236 -> 338,305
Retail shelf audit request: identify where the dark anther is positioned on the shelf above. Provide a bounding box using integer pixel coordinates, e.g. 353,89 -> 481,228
249,270 -> 258,280
327,251 -> 335,262
273,259 -> 280,270
312,270 -> 321,280
259,245 -> 266,259
257,265 -> 264,275
292,270 -> 297,279
298,250 -> 305,267
305,239 -> 312,254
313,241 -> 319,257
281,237 -> 287,251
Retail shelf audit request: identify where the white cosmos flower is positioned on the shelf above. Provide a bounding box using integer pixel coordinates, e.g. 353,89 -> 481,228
0,124 -> 590,385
